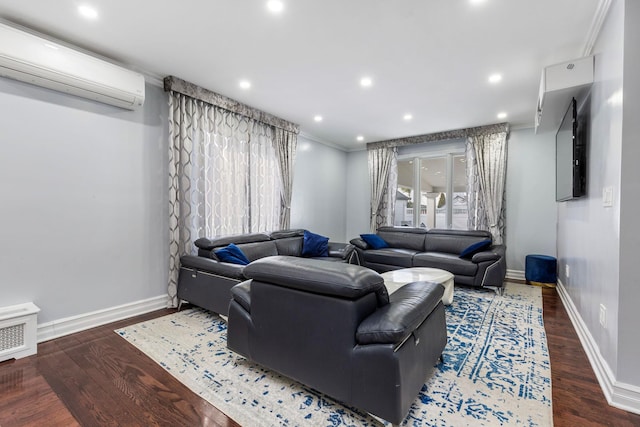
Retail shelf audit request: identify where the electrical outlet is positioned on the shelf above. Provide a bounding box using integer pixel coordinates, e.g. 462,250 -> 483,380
566,264 -> 570,279
599,304 -> 607,328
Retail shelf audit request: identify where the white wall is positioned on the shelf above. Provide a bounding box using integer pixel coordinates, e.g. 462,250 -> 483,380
617,0 -> 640,386
0,78 -> 169,324
556,0 -> 624,375
505,128 -> 557,272
290,136 -> 347,242
345,149 -> 370,240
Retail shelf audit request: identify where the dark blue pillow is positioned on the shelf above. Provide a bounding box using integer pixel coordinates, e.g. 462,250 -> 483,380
302,230 -> 329,257
214,243 -> 250,265
360,233 -> 389,250
459,239 -> 492,259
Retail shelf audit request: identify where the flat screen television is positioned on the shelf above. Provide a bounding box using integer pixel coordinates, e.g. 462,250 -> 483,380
556,97 -> 587,201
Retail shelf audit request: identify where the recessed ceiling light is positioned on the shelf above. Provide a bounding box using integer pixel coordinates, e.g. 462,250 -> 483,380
78,5 -> 98,19
488,73 -> 502,84
497,112 -> 507,119
403,114 -> 413,121
469,0 -> 487,4
314,115 -> 323,122
239,80 -> 251,90
356,135 -> 364,142
266,0 -> 284,13
360,77 -> 373,88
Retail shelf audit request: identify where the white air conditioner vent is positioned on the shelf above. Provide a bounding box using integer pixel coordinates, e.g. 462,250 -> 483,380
0,22 -> 145,109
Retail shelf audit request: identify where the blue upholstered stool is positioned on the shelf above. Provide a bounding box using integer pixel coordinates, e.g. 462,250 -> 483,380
525,254 -> 557,287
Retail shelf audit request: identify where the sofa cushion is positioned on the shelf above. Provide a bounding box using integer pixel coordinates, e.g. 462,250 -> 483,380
244,256 -> 388,304
274,236 -> 304,256
360,234 -> 389,249
302,230 -> 329,257
413,252 -> 478,276
235,241 -> 278,262
195,233 -> 271,250
459,239 -> 492,258
424,229 -> 492,254
364,248 -> 418,268
269,229 -> 305,239
377,228 -> 427,251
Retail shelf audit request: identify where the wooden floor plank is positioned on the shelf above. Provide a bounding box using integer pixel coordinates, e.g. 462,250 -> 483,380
1,290 -> 640,426
0,358 -> 79,427
541,286 -> 640,427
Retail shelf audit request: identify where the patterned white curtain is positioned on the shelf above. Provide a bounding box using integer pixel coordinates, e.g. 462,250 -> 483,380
465,131 -> 508,244
167,92 -> 281,306
368,146 -> 397,232
273,128 -> 297,229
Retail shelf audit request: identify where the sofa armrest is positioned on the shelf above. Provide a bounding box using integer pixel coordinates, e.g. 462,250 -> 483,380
356,281 -> 443,345
180,255 -> 245,280
328,242 -> 355,261
471,244 -> 505,263
350,237 -> 368,250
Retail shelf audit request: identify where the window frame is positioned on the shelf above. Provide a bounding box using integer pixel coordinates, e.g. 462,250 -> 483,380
397,141 -> 465,229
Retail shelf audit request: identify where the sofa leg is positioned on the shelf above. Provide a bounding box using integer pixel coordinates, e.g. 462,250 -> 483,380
495,287 -> 505,296
177,299 -> 184,311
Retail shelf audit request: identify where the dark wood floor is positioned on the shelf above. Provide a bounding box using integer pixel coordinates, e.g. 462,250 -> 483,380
1,286 -> 640,426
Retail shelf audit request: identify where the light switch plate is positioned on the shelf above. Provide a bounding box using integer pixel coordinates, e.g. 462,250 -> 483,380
603,186 -> 614,207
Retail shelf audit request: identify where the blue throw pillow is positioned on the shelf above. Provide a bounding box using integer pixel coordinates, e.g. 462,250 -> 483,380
302,230 -> 329,257
360,233 -> 389,250
459,239 -> 492,259
214,243 -> 250,265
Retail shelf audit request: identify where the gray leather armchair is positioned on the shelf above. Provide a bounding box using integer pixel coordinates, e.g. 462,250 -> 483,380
227,256 -> 447,424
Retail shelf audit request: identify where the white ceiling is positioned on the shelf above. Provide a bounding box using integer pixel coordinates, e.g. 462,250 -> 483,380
0,0 -> 601,150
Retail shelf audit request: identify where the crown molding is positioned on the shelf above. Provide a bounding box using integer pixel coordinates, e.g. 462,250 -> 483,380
582,0 -> 613,56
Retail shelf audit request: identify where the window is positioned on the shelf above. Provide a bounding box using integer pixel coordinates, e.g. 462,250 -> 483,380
395,142 -> 467,230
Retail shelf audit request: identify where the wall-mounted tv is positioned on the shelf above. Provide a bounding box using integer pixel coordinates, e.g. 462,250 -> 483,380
556,97 -> 587,201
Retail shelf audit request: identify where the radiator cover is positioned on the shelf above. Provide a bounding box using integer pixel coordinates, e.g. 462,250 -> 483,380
0,303 -> 40,362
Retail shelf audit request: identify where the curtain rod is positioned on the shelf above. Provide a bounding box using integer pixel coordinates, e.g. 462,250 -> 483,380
164,76 -> 300,134
366,122 -> 509,150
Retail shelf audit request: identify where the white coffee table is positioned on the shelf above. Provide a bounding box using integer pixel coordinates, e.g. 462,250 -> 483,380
380,267 -> 455,305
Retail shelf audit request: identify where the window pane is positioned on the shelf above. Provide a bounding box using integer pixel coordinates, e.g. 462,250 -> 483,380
452,154 -> 468,230
395,159 -> 415,226
420,157 -> 446,229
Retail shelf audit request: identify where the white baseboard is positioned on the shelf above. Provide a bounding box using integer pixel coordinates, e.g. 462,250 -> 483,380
506,269 -> 525,281
556,280 -> 640,415
37,294 -> 168,343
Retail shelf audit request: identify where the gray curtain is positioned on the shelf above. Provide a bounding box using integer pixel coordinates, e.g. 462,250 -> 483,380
167,92 -> 282,307
368,146 -> 397,232
273,128 -> 297,229
465,131 -> 508,244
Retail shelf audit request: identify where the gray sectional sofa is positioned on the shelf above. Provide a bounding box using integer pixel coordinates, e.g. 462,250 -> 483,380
178,229 -> 355,315
350,227 -> 506,292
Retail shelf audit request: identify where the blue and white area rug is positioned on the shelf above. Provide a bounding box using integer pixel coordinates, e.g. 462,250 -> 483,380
116,283 -> 552,426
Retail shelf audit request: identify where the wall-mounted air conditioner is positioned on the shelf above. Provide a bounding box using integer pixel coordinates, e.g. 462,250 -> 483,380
535,56 -> 593,133
0,22 -> 145,110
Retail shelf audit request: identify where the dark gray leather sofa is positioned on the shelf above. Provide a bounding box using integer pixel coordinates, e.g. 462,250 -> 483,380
351,227 -> 506,292
178,229 -> 355,315
227,256 -> 447,425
